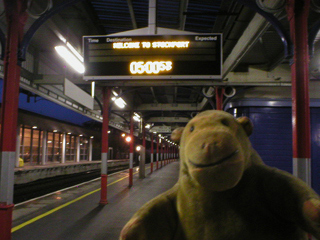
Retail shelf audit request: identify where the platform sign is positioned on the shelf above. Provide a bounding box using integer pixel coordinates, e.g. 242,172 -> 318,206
83,34 -> 222,81
150,126 -> 171,133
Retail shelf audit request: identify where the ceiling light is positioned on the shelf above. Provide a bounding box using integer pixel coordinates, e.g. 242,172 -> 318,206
112,91 -> 126,108
125,136 -> 132,142
114,98 -> 126,108
55,46 -> 85,73
133,112 -> 141,122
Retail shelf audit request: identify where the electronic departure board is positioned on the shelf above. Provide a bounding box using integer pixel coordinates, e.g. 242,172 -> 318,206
83,34 -> 222,80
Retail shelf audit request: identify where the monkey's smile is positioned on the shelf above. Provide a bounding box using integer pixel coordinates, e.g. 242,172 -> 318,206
188,150 -> 239,168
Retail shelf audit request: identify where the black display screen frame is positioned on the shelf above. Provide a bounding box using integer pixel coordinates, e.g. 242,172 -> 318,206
83,34 -> 222,81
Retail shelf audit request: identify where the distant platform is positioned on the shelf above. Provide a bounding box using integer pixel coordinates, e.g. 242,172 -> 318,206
14,160 -> 129,184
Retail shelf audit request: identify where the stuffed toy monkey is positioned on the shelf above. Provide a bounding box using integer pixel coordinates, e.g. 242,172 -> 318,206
120,110 -> 320,240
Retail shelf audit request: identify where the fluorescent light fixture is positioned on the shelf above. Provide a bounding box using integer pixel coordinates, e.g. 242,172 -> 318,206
55,46 -> 85,73
111,90 -> 126,108
133,112 -> 141,122
115,98 -> 126,108
66,42 -> 84,62
91,81 -> 95,98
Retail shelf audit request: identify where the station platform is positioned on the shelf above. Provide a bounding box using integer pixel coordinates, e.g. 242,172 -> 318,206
12,161 -> 180,240
14,160 -> 129,184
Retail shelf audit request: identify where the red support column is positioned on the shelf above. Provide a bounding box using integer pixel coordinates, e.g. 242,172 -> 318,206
142,120 -> 146,149
156,135 -> 159,170
165,144 -> 168,165
164,144 -> 166,166
215,87 -> 225,110
286,0 -> 311,185
150,133 -> 154,173
160,144 -> 163,168
100,87 -> 111,205
129,113 -> 134,187
0,1 -> 28,240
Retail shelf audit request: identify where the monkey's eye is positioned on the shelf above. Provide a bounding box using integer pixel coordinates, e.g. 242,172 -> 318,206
221,119 -> 229,126
190,126 -> 194,132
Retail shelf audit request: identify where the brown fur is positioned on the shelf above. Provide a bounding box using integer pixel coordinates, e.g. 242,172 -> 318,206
120,110 -> 320,240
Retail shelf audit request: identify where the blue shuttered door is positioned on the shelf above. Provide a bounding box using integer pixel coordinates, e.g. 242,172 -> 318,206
228,106 -> 320,194
247,107 -> 293,174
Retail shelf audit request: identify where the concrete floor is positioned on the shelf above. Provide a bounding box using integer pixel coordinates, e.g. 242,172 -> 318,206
12,161 -> 180,240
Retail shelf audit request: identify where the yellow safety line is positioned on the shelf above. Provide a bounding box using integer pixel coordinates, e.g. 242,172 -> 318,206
12,171 -> 136,232
12,166 -> 153,233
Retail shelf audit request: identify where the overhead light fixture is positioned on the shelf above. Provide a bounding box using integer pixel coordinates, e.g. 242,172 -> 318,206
133,112 -> 141,122
112,90 -> 126,108
125,136 -> 132,142
55,45 -> 85,73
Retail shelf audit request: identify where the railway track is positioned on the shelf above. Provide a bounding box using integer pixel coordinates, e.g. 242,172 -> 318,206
14,165 -> 128,204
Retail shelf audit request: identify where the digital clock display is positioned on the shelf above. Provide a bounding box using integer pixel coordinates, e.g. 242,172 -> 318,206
83,34 -> 222,81
130,61 -> 172,74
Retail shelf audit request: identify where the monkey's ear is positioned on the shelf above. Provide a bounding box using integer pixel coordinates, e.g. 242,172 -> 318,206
171,127 -> 184,143
236,116 -> 253,136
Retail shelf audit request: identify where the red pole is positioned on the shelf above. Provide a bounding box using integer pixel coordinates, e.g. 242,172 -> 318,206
160,144 -> 163,168
150,133 -> 154,173
129,113 -> 134,187
100,87 -> 111,205
215,87 -> 224,110
156,135 -> 159,170
165,143 -> 168,165
142,120 -> 146,148
286,0 -> 311,185
0,1 -> 27,240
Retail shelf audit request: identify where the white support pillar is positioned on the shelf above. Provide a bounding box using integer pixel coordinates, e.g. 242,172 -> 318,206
61,133 -> 66,163
0,152 -> 15,204
41,130 -> 47,165
148,0 -> 157,34
89,137 -> 93,161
